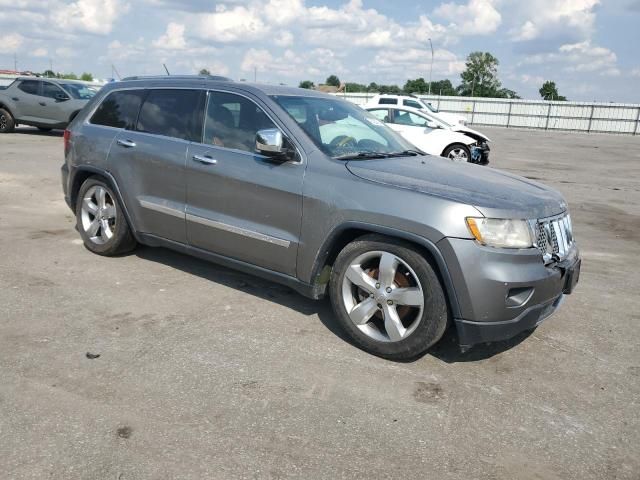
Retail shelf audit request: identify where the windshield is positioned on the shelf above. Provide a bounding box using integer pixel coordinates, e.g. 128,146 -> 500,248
60,83 -> 97,100
271,95 -> 416,159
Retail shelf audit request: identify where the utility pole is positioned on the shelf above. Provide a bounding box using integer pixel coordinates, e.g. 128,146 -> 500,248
49,59 -> 53,76
428,38 -> 434,95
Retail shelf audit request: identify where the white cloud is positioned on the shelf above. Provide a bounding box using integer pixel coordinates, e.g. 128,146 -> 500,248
241,47 -> 345,79
5,33 -> 24,50
196,5 -> 268,43
52,0 -> 128,35
153,22 -> 186,50
32,48 -> 48,57
434,0 -> 502,35
510,0 -> 599,42
631,68 -> 640,78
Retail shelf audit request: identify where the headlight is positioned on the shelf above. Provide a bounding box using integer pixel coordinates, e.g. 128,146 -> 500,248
466,217 -> 534,248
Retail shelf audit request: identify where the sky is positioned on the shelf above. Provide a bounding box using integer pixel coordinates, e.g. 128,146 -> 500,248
2,0 -> 639,102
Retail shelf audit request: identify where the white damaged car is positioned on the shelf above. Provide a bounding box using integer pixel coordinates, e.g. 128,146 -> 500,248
365,105 -> 490,164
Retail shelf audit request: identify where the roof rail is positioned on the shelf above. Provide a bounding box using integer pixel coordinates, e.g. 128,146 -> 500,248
121,74 -> 233,82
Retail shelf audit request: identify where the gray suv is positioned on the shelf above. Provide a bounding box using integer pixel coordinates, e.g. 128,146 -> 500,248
61,76 -> 581,360
0,77 -> 96,133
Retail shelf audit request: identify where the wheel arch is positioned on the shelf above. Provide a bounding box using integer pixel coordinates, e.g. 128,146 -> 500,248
0,102 -> 14,117
70,166 -> 140,242
309,222 -> 461,318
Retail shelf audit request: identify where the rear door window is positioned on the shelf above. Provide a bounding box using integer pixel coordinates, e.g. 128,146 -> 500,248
18,80 -> 40,95
403,99 -> 423,109
90,90 -> 146,129
136,89 -> 203,141
378,98 -> 397,105
368,109 -> 390,122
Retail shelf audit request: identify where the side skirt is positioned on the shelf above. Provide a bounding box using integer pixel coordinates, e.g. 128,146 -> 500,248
137,233 -> 319,299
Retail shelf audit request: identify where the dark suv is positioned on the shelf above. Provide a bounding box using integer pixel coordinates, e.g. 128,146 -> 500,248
61,76 -> 581,360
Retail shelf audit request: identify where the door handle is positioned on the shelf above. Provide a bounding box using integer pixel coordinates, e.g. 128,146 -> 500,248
116,139 -> 136,148
12,97 -> 19,101
192,154 -> 217,165
39,102 -> 46,106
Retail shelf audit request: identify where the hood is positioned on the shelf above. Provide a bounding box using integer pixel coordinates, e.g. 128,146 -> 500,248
450,125 -> 490,143
346,155 -> 567,219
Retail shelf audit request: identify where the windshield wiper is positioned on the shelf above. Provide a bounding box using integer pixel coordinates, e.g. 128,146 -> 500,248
385,149 -> 424,157
333,152 -> 392,160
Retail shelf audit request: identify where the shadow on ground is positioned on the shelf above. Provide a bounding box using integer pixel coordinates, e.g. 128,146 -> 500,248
14,127 -> 63,137
135,245 -> 532,364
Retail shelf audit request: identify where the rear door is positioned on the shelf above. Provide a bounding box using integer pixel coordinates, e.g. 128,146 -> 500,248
186,90 -> 304,276
107,88 -> 204,244
388,108 -> 438,154
10,80 -> 42,120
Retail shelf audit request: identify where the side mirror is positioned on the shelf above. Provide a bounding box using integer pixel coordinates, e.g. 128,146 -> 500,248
426,120 -> 439,129
56,93 -> 70,102
256,128 -> 293,161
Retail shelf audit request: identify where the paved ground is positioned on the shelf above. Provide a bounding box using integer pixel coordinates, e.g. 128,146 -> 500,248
1,126 -> 639,480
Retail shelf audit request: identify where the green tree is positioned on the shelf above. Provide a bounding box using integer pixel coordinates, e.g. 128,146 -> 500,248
61,72 -> 78,80
458,52 -> 502,97
377,84 -> 403,94
496,88 -> 521,99
344,82 -> 367,92
199,68 -> 211,75
42,69 -> 56,78
367,82 -> 380,92
403,77 -> 429,94
80,72 -> 93,81
430,79 -> 457,96
298,80 -> 315,89
325,75 -> 340,87
539,80 -> 566,101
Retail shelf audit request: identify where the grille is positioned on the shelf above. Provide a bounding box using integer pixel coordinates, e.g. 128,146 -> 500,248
533,214 -> 574,262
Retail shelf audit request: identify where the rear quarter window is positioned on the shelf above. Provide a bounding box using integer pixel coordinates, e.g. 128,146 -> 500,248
90,90 -> 146,129
378,98 -> 397,105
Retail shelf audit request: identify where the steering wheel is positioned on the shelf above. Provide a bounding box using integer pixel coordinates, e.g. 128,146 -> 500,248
330,135 -> 358,148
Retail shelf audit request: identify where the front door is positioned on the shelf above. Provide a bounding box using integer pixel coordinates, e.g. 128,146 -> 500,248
186,90 -> 304,277
36,81 -> 72,125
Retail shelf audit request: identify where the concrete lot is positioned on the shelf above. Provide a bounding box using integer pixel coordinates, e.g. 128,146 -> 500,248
1,126 -> 639,479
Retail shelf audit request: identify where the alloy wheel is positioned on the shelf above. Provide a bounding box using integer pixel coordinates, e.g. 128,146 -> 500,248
447,148 -> 469,162
341,251 -> 425,342
80,185 -> 117,245
0,114 -> 6,131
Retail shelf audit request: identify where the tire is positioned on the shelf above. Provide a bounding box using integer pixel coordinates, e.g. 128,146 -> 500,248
442,143 -> 471,163
329,234 -> 449,360
0,108 -> 15,133
75,176 -> 136,256
37,127 -> 52,132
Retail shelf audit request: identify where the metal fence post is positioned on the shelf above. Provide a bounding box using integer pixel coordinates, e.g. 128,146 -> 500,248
506,101 -> 513,128
470,100 -> 476,125
635,106 -> 640,136
544,102 -> 552,130
587,104 -> 595,133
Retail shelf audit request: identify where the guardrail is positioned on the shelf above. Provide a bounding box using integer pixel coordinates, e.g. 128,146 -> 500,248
338,92 -> 640,135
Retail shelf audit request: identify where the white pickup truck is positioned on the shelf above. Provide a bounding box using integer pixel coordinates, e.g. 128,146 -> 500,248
0,77 -> 96,133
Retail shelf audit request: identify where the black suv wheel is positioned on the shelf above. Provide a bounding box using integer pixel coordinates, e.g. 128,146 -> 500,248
0,108 -> 15,133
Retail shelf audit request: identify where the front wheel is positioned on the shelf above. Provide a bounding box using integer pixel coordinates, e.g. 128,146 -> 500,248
0,108 -> 15,133
442,143 -> 471,163
329,235 -> 449,360
75,177 -> 137,256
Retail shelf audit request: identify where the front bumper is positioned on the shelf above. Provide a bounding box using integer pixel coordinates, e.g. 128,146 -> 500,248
438,237 -> 580,347
471,143 -> 490,165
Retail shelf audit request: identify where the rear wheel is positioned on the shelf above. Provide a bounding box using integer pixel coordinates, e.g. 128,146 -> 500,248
75,177 -> 136,256
329,235 -> 448,360
443,143 -> 471,163
0,108 -> 15,133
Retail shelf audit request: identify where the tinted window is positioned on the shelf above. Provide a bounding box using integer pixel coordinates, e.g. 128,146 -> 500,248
378,98 -> 397,105
42,82 -> 66,99
91,90 -> 146,129
403,99 -> 423,109
18,80 -> 40,95
60,83 -> 96,100
136,89 -> 203,141
204,92 -> 277,152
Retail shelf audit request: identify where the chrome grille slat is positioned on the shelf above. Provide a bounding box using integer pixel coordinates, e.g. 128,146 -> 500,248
535,213 -> 574,262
